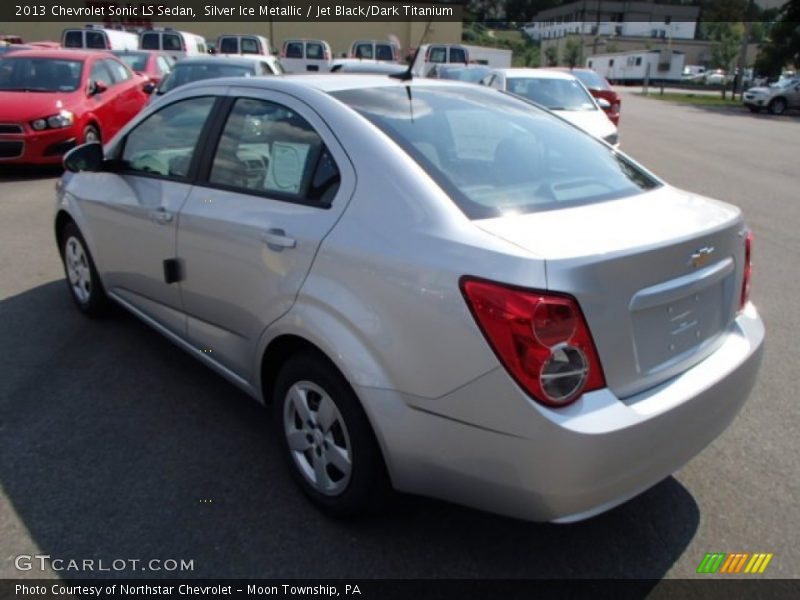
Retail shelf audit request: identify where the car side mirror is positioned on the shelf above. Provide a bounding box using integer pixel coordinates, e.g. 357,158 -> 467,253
63,142 -> 104,173
142,81 -> 156,95
88,80 -> 107,96
596,97 -> 612,109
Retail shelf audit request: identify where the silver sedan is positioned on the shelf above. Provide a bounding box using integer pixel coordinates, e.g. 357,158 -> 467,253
54,75 -> 764,522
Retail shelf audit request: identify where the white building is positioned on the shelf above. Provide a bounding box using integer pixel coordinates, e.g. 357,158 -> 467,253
523,1 -> 699,42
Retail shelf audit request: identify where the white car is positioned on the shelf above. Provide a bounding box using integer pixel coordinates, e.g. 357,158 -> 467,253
485,68 -> 619,146
55,76 -> 762,523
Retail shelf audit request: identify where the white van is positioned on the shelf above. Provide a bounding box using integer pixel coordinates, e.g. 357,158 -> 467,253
280,39 -> 333,72
216,35 -> 272,56
349,40 -> 399,62
140,29 -> 207,61
411,43 -> 470,76
62,26 -> 138,51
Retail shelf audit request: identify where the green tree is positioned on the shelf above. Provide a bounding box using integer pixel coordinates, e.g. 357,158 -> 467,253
563,37 -> 582,68
709,22 -> 745,70
755,0 -> 800,77
544,45 -> 558,67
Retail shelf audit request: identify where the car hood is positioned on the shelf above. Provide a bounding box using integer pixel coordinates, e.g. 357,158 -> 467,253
745,87 -> 771,94
552,108 -> 617,141
0,91 -> 80,122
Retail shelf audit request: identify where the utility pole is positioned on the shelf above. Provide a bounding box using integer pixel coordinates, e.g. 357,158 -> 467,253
735,0 -> 756,100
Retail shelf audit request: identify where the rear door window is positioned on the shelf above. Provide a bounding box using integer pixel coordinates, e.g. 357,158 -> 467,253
375,44 -> 394,61
306,42 -> 323,59
163,34 -> 182,51
85,31 -> 106,49
285,42 -> 302,58
63,31 -> 82,48
354,43 -> 372,59
219,37 -> 238,54
449,47 -> 467,64
428,46 -> 446,63
241,37 -> 260,54
140,32 -> 159,50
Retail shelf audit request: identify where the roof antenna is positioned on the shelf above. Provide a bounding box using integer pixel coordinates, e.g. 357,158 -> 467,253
390,18 -> 434,81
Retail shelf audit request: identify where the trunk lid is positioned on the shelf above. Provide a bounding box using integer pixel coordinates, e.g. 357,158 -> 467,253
476,186 -> 747,398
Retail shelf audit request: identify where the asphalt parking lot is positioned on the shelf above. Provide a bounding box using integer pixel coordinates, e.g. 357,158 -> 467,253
1,91 -> 798,582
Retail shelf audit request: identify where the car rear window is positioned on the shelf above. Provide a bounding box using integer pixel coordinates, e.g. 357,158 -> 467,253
117,53 -> 148,72
331,86 -> 659,220
140,32 -> 159,50
241,37 -> 260,54
284,42 -> 302,58
507,77 -> 597,111
449,47 -> 467,63
163,33 -> 182,51
85,31 -> 106,49
219,37 -> 238,54
375,44 -> 394,61
570,69 -> 611,90
159,63 -> 253,93
63,31 -> 82,48
0,57 -> 83,92
306,42 -> 323,59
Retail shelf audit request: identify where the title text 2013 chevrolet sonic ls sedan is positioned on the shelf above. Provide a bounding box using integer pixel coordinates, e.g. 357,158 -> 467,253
54,75 -> 764,523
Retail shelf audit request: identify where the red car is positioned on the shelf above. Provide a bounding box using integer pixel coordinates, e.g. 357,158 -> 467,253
0,49 -> 149,164
112,50 -> 174,87
550,67 -> 621,125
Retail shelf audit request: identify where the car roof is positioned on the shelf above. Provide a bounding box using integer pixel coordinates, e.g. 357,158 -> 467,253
174,55 -> 267,67
1,49 -> 107,60
495,68 -> 576,80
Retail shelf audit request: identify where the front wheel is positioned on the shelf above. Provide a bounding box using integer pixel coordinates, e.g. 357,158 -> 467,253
83,124 -> 100,144
60,222 -> 109,316
273,353 -> 389,516
768,98 -> 787,115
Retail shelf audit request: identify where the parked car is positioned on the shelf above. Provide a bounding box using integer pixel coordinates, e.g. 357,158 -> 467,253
0,49 -> 149,163
411,43 -> 469,77
153,55 -> 282,98
55,74 -> 763,523
349,40 -> 399,62
216,34 -> 272,57
139,29 -> 207,61
0,35 -> 24,44
112,50 -> 174,86
703,69 -> 727,85
329,59 -> 406,75
62,25 -> 138,51
426,64 -> 491,84
281,39 -> 333,72
485,68 -> 619,146
548,67 -> 621,125
743,77 -> 800,115
682,65 -> 706,81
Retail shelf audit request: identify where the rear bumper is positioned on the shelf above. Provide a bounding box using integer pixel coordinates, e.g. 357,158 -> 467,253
358,305 -> 764,522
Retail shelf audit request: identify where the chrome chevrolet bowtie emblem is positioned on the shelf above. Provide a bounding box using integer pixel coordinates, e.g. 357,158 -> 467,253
689,246 -> 715,268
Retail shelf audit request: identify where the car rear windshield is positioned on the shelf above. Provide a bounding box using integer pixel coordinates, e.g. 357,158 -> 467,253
331,86 -> 660,220
0,57 -> 83,92
507,77 -> 597,111
159,63 -> 253,93
116,53 -> 148,72
570,69 -> 610,90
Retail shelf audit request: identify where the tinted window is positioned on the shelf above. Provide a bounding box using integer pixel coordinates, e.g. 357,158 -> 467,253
375,44 -> 394,61
285,42 -> 302,58
570,69 -> 611,90
89,61 -> 114,87
122,96 -> 215,179
209,98 -> 335,203
159,62 -> 254,93
428,47 -> 446,63
241,37 -> 260,54
449,47 -> 467,63
219,37 -> 238,54
332,86 -> 658,219
354,43 -> 372,59
116,52 -> 148,72
0,57 -> 83,92
306,42 -> 323,59
506,77 -> 597,111
163,33 -> 182,51
141,33 -> 159,50
86,31 -> 106,49
104,59 -> 131,83
63,31 -> 82,48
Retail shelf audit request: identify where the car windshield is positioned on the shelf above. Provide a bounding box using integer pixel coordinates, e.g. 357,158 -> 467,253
158,62 -> 253,93
506,77 -> 597,111
332,86 -> 660,219
0,57 -> 83,92
569,69 -> 610,91
115,53 -> 148,72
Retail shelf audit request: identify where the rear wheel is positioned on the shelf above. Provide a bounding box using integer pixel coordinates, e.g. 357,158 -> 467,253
768,98 -> 787,115
60,222 -> 109,316
272,353 -> 388,516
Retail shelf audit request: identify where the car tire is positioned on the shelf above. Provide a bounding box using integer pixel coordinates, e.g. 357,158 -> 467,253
768,98 -> 787,115
60,221 -> 110,317
747,105 -> 761,113
273,353 -> 389,517
83,124 -> 100,144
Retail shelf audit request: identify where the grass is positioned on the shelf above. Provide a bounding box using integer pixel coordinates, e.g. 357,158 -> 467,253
487,29 -> 526,45
637,92 -> 743,108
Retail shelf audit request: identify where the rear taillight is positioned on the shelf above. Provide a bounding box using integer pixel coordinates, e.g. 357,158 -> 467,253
740,230 -> 753,311
461,278 -> 605,407
612,102 -> 621,113
324,50 -> 331,60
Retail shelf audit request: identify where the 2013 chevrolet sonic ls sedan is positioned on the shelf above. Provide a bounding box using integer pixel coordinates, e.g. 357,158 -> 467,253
54,75 -> 764,522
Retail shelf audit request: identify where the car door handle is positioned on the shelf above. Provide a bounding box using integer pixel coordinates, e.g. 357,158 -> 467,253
150,207 -> 173,224
262,229 -> 296,251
